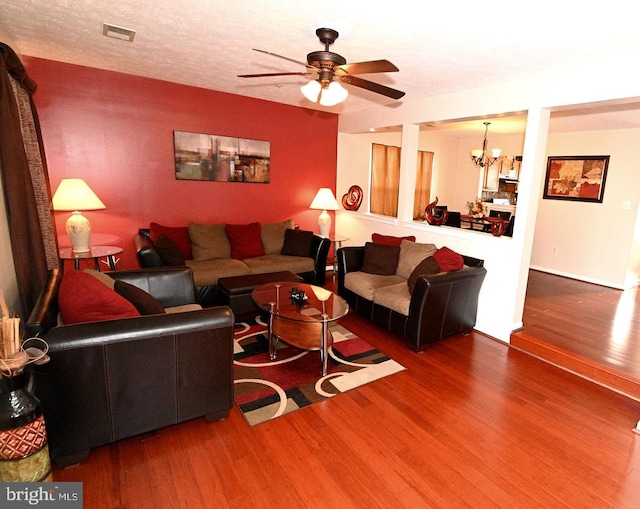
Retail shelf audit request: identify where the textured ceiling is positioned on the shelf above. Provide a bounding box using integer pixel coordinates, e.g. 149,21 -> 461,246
1,0 -> 640,131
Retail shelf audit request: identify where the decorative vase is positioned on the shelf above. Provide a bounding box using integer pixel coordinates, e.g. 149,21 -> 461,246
424,196 -> 448,225
0,372 -> 52,482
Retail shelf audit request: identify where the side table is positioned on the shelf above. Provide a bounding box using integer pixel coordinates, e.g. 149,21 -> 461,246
328,235 -> 348,278
59,246 -> 123,271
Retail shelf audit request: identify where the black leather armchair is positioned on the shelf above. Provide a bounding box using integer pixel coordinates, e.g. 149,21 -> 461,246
26,267 -> 234,467
337,247 -> 486,352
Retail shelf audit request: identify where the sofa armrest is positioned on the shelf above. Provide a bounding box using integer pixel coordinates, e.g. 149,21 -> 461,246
307,235 -> 331,286
26,269 -> 62,338
107,267 -> 196,308
336,246 -> 365,294
405,265 -> 487,351
40,305 -> 233,350
135,233 -> 164,268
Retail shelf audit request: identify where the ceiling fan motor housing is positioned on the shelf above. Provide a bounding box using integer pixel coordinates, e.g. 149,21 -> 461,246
307,50 -> 346,83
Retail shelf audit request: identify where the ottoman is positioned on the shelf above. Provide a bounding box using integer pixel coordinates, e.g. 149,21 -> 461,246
218,271 -> 303,319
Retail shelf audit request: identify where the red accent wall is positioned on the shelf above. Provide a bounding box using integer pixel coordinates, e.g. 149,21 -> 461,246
24,57 -> 338,269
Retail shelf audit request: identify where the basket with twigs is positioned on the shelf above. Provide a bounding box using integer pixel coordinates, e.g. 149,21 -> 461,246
0,291 -> 50,378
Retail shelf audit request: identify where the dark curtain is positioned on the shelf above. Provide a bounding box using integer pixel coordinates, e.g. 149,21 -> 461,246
0,43 -> 58,318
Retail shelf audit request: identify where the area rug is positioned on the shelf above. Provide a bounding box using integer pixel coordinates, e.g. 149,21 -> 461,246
233,316 -> 405,426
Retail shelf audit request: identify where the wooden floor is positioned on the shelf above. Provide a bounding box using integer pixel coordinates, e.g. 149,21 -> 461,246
51,277 -> 640,508
512,270 -> 640,400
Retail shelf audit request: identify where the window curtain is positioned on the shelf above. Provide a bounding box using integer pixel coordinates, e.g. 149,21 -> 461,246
0,43 -> 58,318
413,150 -> 434,220
370,143 -> 400,217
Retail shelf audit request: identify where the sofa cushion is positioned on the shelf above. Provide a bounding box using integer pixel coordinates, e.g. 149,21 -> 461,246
186,258 -> 251,287
396,240 -> 437,279
373,282 -> 412,316
83,268 -> 115,289
188,222 -> 231,261
434,246 -> 464,272
371,233 -> 416,246
165,303 -> 203,313
155,234 -> 186,266
243,254 -> 315,275
361,242 -> 400,275
226,222 -> 265,259
344,271 -> 405,301
281,228 -> 313,257
59,270 -> 140,325
407,256 -> 441,293
114,280 -> 166,315
150,222 -> 192,260
261,219 -> 295,254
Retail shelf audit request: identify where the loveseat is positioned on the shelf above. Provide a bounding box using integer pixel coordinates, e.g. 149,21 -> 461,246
26,267 -> 234,467
337,236 -> 486,352
135,219 -> 330,306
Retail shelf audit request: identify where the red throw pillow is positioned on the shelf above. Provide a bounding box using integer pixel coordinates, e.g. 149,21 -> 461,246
433,246 -> 464,272
59,270 -> 140,324
225,222 -> 265,260
371,233 -> 416,246
149,222 -> 192,260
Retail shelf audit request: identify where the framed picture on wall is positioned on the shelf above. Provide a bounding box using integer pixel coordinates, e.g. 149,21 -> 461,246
173,130 -> 270,183
543,155 -> 609,203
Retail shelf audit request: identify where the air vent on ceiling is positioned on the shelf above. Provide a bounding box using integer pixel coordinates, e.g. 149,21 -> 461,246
102,23 -> 136,42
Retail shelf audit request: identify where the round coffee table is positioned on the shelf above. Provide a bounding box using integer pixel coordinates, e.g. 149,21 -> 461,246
252,282 -> 349,376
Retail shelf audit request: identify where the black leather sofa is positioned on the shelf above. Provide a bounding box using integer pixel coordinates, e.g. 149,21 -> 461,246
26,267 -> 234,468
135,228 -> 331,307
337,246 -> 487,352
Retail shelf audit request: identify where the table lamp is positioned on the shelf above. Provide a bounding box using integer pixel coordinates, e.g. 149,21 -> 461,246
309,188 -> 339,237
52,178 -> 106,253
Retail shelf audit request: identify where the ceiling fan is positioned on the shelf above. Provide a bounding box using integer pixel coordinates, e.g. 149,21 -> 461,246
237,28 -> 405,106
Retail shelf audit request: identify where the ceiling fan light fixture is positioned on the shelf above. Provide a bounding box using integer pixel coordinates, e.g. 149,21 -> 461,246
300,80 -> 322,102
319,80 -> 348,106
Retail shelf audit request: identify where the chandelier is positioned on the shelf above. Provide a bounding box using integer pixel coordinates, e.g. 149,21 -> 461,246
470,122 -> 501,168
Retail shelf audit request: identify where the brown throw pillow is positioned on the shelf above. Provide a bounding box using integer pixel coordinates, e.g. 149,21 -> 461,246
155,234 -> 186,266
281,229 -> 313,257
361,242 -> 400,275
149,222 -> 192,260
114,280 -> 166,315
407,256 -> 441,293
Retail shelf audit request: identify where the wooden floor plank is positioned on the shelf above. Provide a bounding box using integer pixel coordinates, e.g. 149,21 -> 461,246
51,277 -> 640,508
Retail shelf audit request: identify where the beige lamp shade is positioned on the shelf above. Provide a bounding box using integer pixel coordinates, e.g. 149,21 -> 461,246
52,179 -> 106,253
310,188 -> 339,237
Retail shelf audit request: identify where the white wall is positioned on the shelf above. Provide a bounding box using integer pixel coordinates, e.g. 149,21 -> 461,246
531,128 -> 640,289
336,116 -> 549,342
335,59 -> 640,343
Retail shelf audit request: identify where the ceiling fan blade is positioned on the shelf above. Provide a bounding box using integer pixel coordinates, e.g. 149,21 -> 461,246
339,75 -> 405,100
238,72 -> 311,78
251,49 -> 309,68
336,59 -> 399,75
